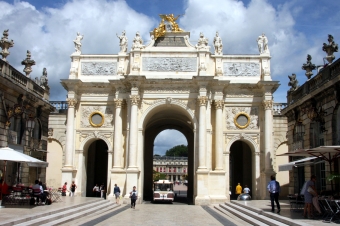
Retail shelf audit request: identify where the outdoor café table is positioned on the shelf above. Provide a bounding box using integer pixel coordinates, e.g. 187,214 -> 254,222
288,194 -> 304,211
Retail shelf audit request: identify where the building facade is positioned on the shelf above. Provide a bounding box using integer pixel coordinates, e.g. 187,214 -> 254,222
47,17 -> 288,204
153,156 -> 188,182
0,30 -> 54,186
281,35 -> 340,194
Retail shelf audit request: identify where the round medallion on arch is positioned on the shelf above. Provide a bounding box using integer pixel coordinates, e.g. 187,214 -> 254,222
234,112 -> 250,129
89,111 -> 104,127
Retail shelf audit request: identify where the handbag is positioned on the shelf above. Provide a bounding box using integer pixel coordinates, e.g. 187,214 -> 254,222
307,186 -> 317,196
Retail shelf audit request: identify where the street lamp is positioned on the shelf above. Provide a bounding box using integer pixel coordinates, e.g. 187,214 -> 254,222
26,115 -> 35,152
26,115 -> 35,135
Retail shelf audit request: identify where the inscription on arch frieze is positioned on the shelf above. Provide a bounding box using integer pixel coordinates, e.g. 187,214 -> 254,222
142,57 -> 197,72
223,62 -> 260,77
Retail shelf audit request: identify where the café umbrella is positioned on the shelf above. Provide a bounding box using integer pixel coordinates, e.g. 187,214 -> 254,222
277,146 -> 340,193
0,147 -> 48,201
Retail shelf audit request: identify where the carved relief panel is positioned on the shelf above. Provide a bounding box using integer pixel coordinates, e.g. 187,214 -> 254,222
223,62 -> 260,77
225,106 -> 259,130
81,62 -> 117,75
81,106 -> 113,128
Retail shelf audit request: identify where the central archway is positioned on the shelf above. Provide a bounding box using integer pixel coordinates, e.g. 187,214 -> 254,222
141,104 -> 195,204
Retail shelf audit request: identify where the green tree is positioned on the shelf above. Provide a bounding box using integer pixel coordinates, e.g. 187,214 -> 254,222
165,144 -> 188,157
153,170 -> 167,181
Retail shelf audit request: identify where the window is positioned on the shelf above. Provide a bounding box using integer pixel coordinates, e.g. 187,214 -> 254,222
310,122 -> 324,148
293,122 -> 305,149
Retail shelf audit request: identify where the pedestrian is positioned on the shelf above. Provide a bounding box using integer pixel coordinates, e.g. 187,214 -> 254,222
100,183 -> 106,199
235,183 -> 242,199
61,182 -> 68,196
243,185 -> 250,194
93,184 -> 100,197
114,184 -> 121,204
70,181 -> 77,197
303,175 -> 317,219
267,175 -> 281,213
129,186 -> 138,209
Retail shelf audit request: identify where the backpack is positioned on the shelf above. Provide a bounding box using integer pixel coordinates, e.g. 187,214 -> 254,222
46,198 -> 52,205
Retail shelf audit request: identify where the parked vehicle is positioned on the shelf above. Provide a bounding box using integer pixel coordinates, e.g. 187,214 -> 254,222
153,180 -> 174,203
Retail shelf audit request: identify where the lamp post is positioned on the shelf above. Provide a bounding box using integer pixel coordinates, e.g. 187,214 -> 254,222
26,115 -> 35,152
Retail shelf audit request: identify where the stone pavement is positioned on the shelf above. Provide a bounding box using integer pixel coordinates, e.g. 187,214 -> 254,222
0,196 -> 338,226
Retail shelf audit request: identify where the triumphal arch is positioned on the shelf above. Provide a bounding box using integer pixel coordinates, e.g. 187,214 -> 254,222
59,15 -> 282,204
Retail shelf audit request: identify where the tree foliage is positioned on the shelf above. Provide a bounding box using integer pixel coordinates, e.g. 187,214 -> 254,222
153,170 -> 167,181
165,144 -> 188,157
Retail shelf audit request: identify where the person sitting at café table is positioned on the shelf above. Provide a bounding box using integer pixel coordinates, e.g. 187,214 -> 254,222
33,180 -> 46,205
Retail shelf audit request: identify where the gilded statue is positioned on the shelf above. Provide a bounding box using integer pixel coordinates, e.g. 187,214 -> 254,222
153,14 -> 184,40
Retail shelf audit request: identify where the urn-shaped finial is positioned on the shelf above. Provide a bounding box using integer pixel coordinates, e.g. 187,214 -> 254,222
322,34 -> 338,65
301,54 -> 316,80
21,50 -> 36,77
0,29 -> 14,62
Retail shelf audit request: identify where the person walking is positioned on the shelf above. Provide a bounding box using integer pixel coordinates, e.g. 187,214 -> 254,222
114,184 -> 121,204
100,183 -> 106,199
304,175 -> 317,219
243,185 -> 250,194
93,184 -> 100,197
61,182 -> 68,196
267,175 -> 281,213
129,186 -> 138,209
70,181 -> 77,197
235,183 -> 242,199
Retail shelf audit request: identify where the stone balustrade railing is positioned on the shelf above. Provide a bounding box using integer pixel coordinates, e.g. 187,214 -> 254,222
50,101 -> 68,113
273,103 -> 287,115
0,59 -> 49,100
288,58 -> 340,104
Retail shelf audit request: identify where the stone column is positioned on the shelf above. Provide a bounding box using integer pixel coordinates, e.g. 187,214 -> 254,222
255,151 -> 261,199
64,98 -> 77,168
107,150 -> 113,195
128,95 -> 139,169
214,100 -> 224,171
263,100 -> 273,172
198,96 -> 207,170
225,151 -> 230,199
113,99 -> 124,168
76,149 -> 83,196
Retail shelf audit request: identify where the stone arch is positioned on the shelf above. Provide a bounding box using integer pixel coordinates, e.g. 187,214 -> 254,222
273,135 -> 287,151
225,133 -> 259,154
79,132 -> 112,151
138,98 -> 197,130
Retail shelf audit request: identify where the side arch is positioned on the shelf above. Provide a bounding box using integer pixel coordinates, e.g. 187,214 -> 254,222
79,132 -> 113,151
225,133 -> 260,154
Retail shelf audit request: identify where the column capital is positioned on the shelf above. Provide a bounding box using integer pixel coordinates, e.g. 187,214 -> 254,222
197,96 -> 208,106
213,100 -> 224,109
114,98 -> 124,108
129,95 -> 140,105
66,98 -> 77,107
262,100 -> 273,110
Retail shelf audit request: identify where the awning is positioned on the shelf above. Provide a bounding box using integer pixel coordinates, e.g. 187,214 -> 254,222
278,156 -> 318,171
0,147 -> 48,168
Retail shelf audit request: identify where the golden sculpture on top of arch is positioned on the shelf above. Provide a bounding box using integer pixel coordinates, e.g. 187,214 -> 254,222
153,14 -> 184,40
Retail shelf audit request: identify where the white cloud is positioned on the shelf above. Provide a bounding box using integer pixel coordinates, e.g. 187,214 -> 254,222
1,0 -> 339,126
154,130 -> 187,156
0,0 -> 154,100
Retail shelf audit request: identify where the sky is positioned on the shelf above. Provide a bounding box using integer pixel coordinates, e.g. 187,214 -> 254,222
1,0 -> 339,155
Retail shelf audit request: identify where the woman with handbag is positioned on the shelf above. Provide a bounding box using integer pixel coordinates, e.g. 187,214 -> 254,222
303,175 -> 317,219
